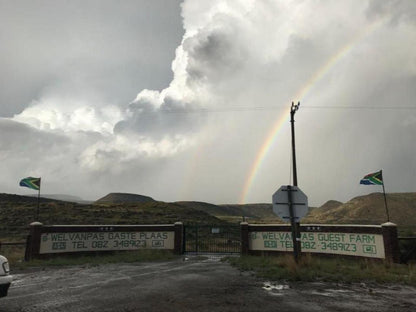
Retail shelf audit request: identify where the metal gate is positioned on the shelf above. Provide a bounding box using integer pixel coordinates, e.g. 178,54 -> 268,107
184,225 -> 241,254
399,236 -> 416,263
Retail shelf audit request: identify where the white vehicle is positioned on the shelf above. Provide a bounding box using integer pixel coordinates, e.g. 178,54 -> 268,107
0,255 -> 12,297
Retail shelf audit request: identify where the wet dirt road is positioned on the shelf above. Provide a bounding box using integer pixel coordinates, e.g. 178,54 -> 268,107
1,256 -> 415,312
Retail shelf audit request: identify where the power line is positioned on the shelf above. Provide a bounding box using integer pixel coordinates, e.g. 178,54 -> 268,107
304,106 -> 415,110
155,105 -> 415,114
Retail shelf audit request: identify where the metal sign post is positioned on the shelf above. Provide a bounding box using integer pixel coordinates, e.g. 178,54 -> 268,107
287,185 -> 301,261
273,185 -> 308,262
272,186 -> 308,222
290,101 -> 301,262
272,101 -> 306,262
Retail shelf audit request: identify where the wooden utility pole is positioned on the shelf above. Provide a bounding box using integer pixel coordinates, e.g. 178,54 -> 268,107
290,101 -> 301,262
290,102 -> 300,187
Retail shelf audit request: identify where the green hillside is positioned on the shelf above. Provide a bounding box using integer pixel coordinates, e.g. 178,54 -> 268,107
174,201 -> 231,216
2,192 -> 415,241
219,203 -> 281,223
175,201 -> 280,223
0,194 -> 224,240
220,204 -> 275,218
95,192 -> 155,204
304,192 -> 416,226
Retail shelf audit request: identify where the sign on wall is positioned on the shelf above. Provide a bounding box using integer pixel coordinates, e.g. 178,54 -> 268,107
249,231 -> 385,259
39,231 -> 175,254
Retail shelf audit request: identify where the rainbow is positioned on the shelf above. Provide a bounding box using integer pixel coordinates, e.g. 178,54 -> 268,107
239,19 -> 384,204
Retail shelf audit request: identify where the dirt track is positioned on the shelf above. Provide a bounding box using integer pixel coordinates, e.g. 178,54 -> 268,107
2,256 -> 415,312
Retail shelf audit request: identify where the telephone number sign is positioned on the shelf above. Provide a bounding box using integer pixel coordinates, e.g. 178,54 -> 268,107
39,231 -> 175,254
249,231 -> 385,258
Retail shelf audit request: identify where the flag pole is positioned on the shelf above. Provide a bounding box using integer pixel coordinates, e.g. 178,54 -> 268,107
36,178 -> 41,221
380,171 -> 390,222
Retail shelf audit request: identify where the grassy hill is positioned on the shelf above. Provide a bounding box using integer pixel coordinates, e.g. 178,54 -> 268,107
1,191 -> 415,241
220,204 -> 275,218
95,192 -> 155,204
175,201 -> 280,223
0,193 -> 58,203
219,203 -> 281,223
175,201 -> 230,216
0,194 -> 224,240
304,192 -> 416,226
314,200 -> 343,213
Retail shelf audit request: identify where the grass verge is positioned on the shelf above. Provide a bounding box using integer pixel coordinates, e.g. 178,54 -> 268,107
227,254 -> 416,285
1,245 -> 25,266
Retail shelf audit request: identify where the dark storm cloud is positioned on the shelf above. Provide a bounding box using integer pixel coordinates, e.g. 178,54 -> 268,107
114,93 -> 201,139
1,0 -> 415,205
366,0 -> 416,25
184,26 -> 248,84
0,0 -> 183,117
0,119 -> 68,152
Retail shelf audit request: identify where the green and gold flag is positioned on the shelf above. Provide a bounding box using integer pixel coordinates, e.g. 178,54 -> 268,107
359,171 -> 383,185
19,177 -> 41,190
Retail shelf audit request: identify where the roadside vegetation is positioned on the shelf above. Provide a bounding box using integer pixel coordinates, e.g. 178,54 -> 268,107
0,245 -> 25,266
227,254 -> 416,285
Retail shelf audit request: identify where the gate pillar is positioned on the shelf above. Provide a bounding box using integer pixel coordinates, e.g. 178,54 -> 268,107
174,222 -> 184,254
240,222 -> 249,255
382,222 -> 400,263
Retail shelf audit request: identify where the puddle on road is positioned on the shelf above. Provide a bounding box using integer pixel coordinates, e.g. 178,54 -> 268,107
183,253 -> 239,263
309,288 -> 354,297
262,281 -> 290,296
262,282 -> 356,298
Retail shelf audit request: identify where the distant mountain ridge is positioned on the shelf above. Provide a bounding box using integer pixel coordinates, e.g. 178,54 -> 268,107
220,203 -> 276,219
1,191 -> 415,227
0,195 -> 224,240
317,200 -> 343,212
95,192 -> 155,204
28,194 -> 92,204
174,201 -> 279,221
304,192 -> 416,225
0,193 -> 57,203
175,201 -> 232,216
176,193 -> 416,226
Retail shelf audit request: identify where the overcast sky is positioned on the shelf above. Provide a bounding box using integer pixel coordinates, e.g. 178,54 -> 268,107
1,0 -> 415,206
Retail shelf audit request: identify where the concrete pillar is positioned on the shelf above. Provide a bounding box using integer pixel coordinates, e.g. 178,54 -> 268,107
174,222 -> 184,255
25,222 -> 43,261
381,222 -> 400,263
240,222 -> 249,255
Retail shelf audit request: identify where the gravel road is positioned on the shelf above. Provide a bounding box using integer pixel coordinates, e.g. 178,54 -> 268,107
1,256 -> 415,312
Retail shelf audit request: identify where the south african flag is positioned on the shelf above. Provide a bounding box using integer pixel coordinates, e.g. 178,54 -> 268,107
19,177 -> 41,190
360,171 -> 383,185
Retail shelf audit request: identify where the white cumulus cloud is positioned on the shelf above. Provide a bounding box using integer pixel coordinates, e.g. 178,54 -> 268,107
1,0 -> 415,205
